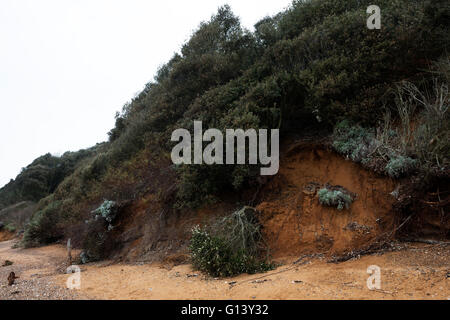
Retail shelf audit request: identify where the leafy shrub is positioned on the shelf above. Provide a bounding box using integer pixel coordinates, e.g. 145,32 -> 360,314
385,156 -> 417,178
81,226 -> 108,263
92,200 -> 117,230
80,200 -> 118,263
332,120 -> 375,164
332,118 -> 423,178
22,201 -> 63,247
318,188 -> 354,210
189,207 -> 273,277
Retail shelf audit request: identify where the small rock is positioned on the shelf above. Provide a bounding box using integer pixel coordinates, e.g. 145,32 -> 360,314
251,279 -> 270,284
186,273 -> 199,278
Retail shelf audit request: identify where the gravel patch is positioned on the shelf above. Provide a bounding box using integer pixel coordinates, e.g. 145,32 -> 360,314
0,276 -> 88,300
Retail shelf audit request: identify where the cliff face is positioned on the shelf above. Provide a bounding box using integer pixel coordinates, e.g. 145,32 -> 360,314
102,140 -> 447,264
1,1 -> 448,262
93,142 -> 396,263
257,144 -> 396,259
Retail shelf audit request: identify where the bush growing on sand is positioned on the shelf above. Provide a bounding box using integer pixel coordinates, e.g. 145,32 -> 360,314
189,207 -> 273,277
318,188 -> 354,210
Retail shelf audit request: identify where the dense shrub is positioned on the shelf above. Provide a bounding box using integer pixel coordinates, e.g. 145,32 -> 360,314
189,207 -> 273,277
22,200 -> 63,247
332,120 -> 375,164
80,200 -> 119,263
92,0 -> 449,209
80,225 -> 108,263
92,200 -> 117,230
332,57 -> 449,179
318,188 -> 354,210
332,119 -> 420,178
385,156 -> 417,178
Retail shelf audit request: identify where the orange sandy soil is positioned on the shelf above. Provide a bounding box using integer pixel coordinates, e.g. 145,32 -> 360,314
0,240 -> 87,299
3,240 -> 447,300
1,239 -> 448,300
0,231 -> 15,242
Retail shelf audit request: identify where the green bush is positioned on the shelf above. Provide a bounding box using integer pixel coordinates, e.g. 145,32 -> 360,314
385,156 -> 417,178
331,118 -> 425,179
332,120 -> 375,164
318,188 -> 354,210
81,226 -> 108,263
189,207 -> 273,277
22,201 -> 63,247
92,200 -> 117,230
80,200 -> 118,263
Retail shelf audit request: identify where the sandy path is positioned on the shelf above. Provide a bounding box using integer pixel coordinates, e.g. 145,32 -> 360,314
1,239 -> 448,300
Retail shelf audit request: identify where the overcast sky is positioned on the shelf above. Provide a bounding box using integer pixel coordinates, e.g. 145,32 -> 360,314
0,0 -> 292,188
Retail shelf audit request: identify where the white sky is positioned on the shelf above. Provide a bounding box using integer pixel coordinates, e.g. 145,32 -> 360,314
0,0 -> 292,188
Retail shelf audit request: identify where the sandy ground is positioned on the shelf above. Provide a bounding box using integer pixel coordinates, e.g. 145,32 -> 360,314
1,239 -> 448,300
0,240 -> 89,300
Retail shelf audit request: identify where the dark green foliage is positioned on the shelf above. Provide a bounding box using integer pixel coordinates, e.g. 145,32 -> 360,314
0,146 -> 100,210
81,225 -> 108,263
22,200 -> 64,247
189,207 -> 273,277
80,200 -> 119,263
144,0 -> 447,206
332,55 -> 449,179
